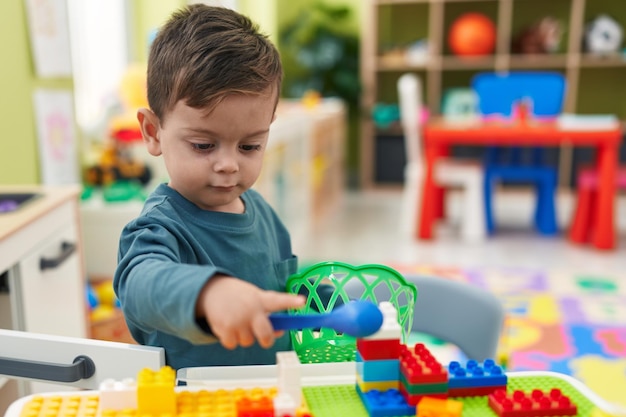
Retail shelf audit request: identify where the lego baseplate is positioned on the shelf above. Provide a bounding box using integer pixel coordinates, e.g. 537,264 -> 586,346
7,372 -> 623,417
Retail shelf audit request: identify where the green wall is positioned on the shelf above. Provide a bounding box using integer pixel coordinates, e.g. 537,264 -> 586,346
0,1 -> 362,186
130,0 -> 186,63
0,1 -> 39,184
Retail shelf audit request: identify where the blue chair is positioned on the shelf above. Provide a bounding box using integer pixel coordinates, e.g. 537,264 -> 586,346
472,71 -> 566,235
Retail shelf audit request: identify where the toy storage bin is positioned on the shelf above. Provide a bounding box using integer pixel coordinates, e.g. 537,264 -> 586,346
285,262 -> 417,364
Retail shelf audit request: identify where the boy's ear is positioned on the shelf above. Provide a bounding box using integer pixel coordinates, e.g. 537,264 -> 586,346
137,108 -> 162,156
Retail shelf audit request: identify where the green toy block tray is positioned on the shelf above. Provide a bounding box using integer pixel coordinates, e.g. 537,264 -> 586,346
303,373 -> 620,417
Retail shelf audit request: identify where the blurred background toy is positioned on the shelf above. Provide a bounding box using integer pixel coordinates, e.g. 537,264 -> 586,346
83,64 -> 152,188
87,280 -> 120,322
448,13 -> 496,56
87,279 -> 135,343
512,17 -> 563,54
584,15 -> 624,55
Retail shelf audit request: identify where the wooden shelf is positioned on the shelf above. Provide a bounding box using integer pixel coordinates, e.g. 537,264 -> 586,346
580,53 -> 626,68
509,54 -> 569,69
360,0 -> 626,189
440,55 -> 496,70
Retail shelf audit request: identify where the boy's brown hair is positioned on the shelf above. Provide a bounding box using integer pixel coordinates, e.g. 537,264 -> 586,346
146,4 -> 283,122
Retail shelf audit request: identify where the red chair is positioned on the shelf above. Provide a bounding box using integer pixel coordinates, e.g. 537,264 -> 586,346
569,166 -> 626,245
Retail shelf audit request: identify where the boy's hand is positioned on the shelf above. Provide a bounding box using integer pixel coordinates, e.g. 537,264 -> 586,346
197,274 -> 305,350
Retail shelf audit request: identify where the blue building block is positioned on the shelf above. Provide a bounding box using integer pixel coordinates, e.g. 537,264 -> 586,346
447,359 -> 507,389
356,351 -> 400,382
356,386 -> 415,417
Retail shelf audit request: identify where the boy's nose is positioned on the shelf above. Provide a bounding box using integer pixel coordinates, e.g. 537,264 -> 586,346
213,152 -> 239,173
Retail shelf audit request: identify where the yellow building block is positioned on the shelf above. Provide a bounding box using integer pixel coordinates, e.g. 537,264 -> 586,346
356,375 -> 399,393
136,366 -> 176,416
416,397 -> 463,417
20,394 -> 100,417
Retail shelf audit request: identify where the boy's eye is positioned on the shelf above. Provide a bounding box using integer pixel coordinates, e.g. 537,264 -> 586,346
240,144 -> 262,152
192,143 -> 214,151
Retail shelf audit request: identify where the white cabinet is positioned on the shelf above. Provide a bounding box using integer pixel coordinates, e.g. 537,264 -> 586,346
0,185 -> 87,412
10,211 -> 85,336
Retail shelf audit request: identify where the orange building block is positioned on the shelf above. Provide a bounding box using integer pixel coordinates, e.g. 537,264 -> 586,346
236,395 -> 274,417
416,397 -> 463,417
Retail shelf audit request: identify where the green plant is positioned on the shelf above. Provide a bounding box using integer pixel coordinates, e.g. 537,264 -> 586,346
279,2 -> 360,107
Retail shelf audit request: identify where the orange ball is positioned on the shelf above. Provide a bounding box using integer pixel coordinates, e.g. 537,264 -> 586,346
448,13 -> 496,56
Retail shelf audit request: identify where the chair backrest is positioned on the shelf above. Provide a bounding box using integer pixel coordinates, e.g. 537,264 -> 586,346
402,275 -> 505,362
397,73 -> 424,164
472,71 -> 566,118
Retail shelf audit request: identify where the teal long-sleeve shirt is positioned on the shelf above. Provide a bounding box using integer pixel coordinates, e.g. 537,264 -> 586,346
113,184 -> 297,370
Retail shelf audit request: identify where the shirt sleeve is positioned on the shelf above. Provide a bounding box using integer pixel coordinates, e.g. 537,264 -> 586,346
113,219 -> 229,344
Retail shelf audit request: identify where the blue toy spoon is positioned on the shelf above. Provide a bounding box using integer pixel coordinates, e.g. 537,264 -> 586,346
269,300 -> 383,338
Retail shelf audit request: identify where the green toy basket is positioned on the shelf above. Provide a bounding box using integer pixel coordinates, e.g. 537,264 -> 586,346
285,261 -> 418,364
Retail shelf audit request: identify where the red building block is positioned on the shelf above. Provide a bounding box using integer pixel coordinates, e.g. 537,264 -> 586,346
488,389 -> 577,417
399,344 -> 447,384
357,338 -> 401,360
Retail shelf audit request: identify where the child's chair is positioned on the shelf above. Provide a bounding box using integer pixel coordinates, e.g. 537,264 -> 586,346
285,262 -> 417,364
402,275 -> 505,361
398,73 -> 486,242
472,71 -> 566,235
569,165 -> 626,245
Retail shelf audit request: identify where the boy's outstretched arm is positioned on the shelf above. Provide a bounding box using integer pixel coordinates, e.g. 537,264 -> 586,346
196,274 -> 306,350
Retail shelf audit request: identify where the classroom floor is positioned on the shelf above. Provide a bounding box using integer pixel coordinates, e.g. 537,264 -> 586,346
295,188 -> 626,273
295,187 -> 626,410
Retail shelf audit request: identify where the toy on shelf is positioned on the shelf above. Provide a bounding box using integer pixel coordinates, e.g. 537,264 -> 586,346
584,15 -> 624,55
87,279 -> 135,344
448,13 -> 496,57
512,17 -> 563,54
83,64 -> 152,189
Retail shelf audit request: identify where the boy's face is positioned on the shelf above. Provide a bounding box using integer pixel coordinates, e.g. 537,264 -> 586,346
139,89 -> 277,213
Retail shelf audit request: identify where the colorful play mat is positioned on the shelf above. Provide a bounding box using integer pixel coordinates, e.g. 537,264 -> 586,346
390,264 -> 626,410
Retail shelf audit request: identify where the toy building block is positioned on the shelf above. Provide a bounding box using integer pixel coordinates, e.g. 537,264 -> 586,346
99,378 -> 137,411
236,395 -> 274,417
277,351 -> 302,406
356,387 -> 416,417
357,338 -> 401,361
416,397 -> 463,417
362,302 -> 402,341
488,388 -> 577,417
136,366 -> 176,416
398,385 -> 447,407
398,377 -> 448,395
399,344 -> 447,384
448,385 -> 506,397
273,392 -> 297,417
447,359 -> 507,389
356,351 -> 400,382
357,375 -> 399,393
20,394 -> 101,417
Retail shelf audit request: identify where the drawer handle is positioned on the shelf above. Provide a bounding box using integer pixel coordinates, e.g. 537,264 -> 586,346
40,241 -> 77,271
0,355 -> 95,383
